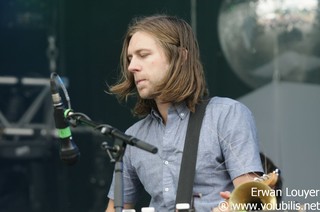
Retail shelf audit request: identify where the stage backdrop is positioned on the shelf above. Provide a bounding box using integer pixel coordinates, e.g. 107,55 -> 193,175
0,0 -> 261,211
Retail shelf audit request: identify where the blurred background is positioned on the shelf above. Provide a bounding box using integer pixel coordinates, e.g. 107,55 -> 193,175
0,0 -> 319,211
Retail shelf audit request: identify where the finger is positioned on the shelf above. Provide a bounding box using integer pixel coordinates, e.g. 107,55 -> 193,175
220,191 -> 231,199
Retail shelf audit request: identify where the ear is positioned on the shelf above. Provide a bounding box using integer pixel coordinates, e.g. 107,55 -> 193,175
179,47 -> 188,64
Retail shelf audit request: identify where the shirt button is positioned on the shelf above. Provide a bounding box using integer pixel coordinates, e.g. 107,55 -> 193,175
180,113 -> 185,117
164,188 -> 169,192
164,160 -> 169,165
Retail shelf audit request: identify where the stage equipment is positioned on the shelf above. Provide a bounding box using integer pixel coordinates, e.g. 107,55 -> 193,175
218,0 -> 320,88
50,72 -> 158,212
0,75 -> 64,212
50,72 -> 79,165
0,76 -> 56,159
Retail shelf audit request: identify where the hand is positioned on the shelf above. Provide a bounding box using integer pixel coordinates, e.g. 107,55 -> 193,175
212,191 -> 231,212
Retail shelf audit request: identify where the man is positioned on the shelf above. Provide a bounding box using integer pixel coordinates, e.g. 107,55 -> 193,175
106,14 -> 263,211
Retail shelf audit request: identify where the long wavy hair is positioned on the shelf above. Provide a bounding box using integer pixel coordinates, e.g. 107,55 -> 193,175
109,14 -> 208,117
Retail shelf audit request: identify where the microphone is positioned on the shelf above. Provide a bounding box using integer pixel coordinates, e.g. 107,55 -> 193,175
50,74 -> 80,165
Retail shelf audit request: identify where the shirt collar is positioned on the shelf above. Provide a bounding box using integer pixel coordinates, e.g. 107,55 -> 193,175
151,108 -> 162,122
171,102 -> 189,120
150,102 -> 190,122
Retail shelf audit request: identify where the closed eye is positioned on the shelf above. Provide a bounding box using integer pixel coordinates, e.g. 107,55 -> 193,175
127,49 -> 151,62
139,53 -> 149,58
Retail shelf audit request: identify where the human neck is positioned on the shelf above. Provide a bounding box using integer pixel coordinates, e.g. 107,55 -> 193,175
155,99 -> 172,125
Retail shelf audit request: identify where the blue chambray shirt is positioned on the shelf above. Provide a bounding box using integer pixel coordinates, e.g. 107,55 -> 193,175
108,97 -> 263,211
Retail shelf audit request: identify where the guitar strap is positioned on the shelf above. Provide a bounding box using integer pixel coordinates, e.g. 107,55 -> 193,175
175,99 -> 210,209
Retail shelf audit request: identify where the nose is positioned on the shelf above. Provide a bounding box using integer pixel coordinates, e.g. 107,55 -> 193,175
128,56 -> 141,73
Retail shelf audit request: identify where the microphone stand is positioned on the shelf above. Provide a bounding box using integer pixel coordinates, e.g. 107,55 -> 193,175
64,110 -> 158,212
